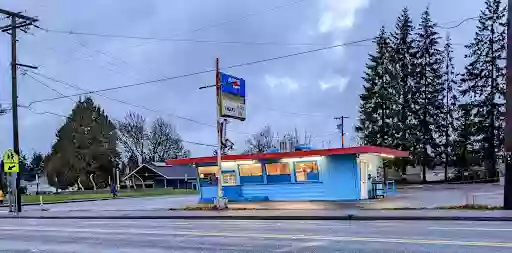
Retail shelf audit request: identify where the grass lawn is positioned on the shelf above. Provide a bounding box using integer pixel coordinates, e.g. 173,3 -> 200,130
22,188 -> 198,204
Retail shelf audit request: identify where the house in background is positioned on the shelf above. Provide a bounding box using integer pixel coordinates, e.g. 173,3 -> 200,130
122,162 -> 198,190
21,174 -> 56,194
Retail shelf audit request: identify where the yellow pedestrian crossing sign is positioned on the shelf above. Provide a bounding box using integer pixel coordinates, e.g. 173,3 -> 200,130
3,149 -> 19,173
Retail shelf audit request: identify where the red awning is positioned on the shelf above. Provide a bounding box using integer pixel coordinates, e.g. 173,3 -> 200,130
166,146 -> 408,165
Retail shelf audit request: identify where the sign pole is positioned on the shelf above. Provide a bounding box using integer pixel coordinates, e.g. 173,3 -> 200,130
7,172 -> 12,213
215,57 -> 225,209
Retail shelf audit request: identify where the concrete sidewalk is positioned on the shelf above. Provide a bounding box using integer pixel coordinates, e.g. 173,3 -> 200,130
1,209 -> 512,221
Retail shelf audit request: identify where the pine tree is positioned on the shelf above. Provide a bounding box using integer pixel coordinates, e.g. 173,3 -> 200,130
388,7 -> 417,172
44,97 -> 120,190
356,26 -> 393,147
413,6 -> 445,182
440,33 -> 460,180
460,0 -> 507,179
454,103 -> 480,170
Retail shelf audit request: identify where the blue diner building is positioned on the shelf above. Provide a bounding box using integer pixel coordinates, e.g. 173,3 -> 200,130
166,146 -> 408,203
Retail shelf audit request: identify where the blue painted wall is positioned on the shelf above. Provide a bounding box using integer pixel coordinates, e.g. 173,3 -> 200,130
200,186 -> 218,203
322,154 -> 360,200
198,154 -> 360,202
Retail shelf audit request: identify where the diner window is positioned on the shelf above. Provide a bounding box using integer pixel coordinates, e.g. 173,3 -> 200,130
239,164 -> 263,184
198,166 -> 218,186
294,161 -> 320,182
222,171 -> 237,186
266,163 -> 291,183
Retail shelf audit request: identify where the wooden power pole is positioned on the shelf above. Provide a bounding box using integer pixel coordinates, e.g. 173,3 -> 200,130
504,7 -> 512,210
335,116 -> 350,148
0,9 -> 38,213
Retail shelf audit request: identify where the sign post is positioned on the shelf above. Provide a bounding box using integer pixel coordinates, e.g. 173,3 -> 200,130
3,149 -> 19,213
215,58 -> 225,209
212,58 -> 246,209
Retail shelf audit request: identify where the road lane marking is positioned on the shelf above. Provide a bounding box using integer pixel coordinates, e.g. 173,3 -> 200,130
0,226 -> 510,248
276,241 -> 327,252
429,227 -> 512,231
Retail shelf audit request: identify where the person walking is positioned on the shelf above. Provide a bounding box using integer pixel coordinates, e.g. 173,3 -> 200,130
0,189 -> 4,204
110,183 -> 118,198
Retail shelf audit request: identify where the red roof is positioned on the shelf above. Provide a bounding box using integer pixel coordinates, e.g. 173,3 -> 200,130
166,146 -> 408,165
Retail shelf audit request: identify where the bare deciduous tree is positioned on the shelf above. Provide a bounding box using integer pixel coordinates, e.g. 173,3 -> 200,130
148,117 -> 190,162
117,112 -> 147,165
244,125 -> 275,154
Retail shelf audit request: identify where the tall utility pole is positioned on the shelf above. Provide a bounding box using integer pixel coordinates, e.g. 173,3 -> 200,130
334,116 -> 349,148
504,8 -> 512,210
198,59 -> 226,209
0,9 -> 38,213
215,58 -> 226,209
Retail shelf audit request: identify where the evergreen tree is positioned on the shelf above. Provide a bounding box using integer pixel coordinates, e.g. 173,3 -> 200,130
356,27 -> 393,148
454,103 -> 481,170
388,7 -> 417,172
413,6 -> 445,182
440,33 -> 460,180
44,97 -> 120,190
460,0 -> 507,179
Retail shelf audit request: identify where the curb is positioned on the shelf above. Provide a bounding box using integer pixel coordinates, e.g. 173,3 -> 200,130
0,197 -> 126,208
1,215 -> 511,221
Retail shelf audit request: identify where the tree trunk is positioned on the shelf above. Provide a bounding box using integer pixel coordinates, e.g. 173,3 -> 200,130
77,177 -> 84,191
89,174 -> 97,191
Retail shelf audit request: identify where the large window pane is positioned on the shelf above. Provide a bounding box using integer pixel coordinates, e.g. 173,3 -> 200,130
198,166 -> 218,186
266,163 -> 290,175
222,171 -> 237,185
266,163 -> 291,183
239,164 -> 263,184
295,161 -> 319,181
239,164 -> 262,176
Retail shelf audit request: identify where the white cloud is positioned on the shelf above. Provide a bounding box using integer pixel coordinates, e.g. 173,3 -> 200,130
265,75 -> 300,92
318,0 -> 370,33
319,76 -> 350,92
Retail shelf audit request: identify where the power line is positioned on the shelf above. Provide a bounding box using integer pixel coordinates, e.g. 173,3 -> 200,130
20,105 -> 218,147
35,0 -> 309,58
26,70 -> 253,136
36,26 -> 330,47
26,12 -> 485,106
23,72 -> 76,103
437,16 -> 479,29
26,37 -> 375,105
173,0 -> 308,36
20,104 -> 218,147
124,0 -> 309,49
19,105 -> 67,118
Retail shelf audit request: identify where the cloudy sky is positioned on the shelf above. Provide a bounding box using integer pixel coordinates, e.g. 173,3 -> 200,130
0,0 -> 484,158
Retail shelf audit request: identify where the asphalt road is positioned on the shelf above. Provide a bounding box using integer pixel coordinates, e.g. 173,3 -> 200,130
0,219 -> 511,252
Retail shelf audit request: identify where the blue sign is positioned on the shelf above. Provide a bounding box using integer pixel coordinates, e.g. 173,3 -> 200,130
220,72 -> 245,97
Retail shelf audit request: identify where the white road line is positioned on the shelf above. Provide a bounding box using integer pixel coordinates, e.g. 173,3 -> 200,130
0,226 -> 510,247
429,227 -> 512,231
276,241 -> 327,252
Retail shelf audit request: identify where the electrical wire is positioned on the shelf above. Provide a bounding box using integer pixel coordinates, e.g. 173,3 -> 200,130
18,78 -> 220,148
23,72 -> 77,103
26,37 -> 375,105
436,15 -> 491,29
26,12 -> 485,106
19,105 -> 67,118
21,104 -> 219,147
37,26 -> 329,47
26,70 -> 253,136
